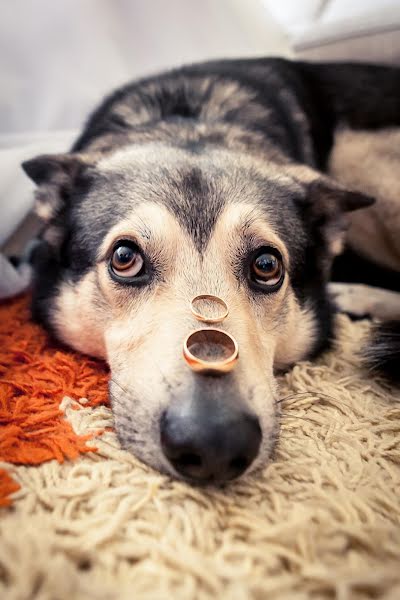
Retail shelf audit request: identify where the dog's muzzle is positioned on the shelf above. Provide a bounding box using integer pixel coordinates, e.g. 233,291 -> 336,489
159,294 -> 260,483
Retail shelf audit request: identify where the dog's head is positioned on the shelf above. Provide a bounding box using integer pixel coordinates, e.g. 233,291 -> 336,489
23,144 -> 372,483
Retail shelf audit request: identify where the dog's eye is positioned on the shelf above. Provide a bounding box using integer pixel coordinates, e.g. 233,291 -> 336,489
110,241 -> 144,278
250,248 -> 284,290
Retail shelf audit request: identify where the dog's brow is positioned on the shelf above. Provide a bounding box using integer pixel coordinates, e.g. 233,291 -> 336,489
230,207 -> 290,266
96,222 -> 154,262
135,215 -> 152,240
96,204 -> 176,263
240,207 -> 262,233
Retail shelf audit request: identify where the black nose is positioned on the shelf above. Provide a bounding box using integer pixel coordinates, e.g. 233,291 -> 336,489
160,400 -> 262,483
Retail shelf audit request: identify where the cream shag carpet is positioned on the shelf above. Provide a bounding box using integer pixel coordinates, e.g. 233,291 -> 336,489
1,315 -> 400,600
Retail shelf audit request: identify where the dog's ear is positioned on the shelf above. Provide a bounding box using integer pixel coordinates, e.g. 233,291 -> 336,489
22,153 -> 93,222
308,179 -> 374,214
300,178 -> 375,256
22,153 -> 82,186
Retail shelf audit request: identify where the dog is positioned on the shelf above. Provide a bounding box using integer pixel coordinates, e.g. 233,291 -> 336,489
22,58 -> 400,484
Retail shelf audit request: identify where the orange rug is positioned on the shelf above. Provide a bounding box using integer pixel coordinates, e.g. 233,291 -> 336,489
0,295 -> 109,506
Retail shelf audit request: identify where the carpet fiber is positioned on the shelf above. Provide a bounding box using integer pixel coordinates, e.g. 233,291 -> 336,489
1,296 -> 399,600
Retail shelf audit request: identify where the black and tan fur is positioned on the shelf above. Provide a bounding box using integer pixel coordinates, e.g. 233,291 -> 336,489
22,58 -> 400,482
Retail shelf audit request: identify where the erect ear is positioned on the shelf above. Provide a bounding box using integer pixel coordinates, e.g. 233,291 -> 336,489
308,179 -> 375,213
300,178 -> 375,256
22,153 -> 93,221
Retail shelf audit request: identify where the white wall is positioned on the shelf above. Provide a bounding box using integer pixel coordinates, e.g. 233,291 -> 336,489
0,0 -> 289,135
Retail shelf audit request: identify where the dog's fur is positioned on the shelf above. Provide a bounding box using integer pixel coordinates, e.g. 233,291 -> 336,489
22,58 -> 400,480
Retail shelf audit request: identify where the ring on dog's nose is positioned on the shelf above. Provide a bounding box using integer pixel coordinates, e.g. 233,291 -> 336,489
183,328 -> 239,375
190,294 -> 229,324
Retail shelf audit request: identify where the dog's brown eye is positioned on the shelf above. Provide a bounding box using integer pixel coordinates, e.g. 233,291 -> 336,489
111,242 -> 144,278
250,248 -> 284,289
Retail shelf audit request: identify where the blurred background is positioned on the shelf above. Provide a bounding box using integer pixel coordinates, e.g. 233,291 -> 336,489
1,0 -> 399,282
2,0 -> 399,139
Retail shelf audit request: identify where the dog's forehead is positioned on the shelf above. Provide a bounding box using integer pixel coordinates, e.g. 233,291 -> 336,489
89,143 -> 302,252
95,143 -> 298,194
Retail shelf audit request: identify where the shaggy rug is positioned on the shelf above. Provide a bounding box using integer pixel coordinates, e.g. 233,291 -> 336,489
0,296 -> 399,600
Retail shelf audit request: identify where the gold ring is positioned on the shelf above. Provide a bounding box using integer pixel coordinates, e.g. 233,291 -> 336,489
190,294 -> 229,324
183,328 -> 239,375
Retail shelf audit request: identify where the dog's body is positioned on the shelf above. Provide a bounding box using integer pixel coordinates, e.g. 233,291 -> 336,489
23,58 -> 400,483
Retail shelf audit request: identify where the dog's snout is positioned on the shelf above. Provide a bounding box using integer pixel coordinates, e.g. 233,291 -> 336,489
160,399 -> 261,483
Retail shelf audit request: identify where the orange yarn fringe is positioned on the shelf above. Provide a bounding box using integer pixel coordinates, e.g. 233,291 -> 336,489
0,469 -> 20,507
0,295 -> 109,507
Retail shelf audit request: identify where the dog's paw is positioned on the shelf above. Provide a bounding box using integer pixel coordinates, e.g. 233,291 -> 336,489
328,283 -> 372,319
328,282 -> 400,321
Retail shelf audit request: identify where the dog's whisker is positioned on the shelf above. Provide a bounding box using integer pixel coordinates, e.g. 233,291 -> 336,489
275,392 -> 315,405
111,356 -> 177,402
110,377 -> 131,397
279,413 -> 316,422
146,353 -> 179,398
275,391 -> 340,405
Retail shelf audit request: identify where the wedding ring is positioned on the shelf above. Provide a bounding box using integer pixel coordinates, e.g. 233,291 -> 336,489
190,294 -> 229,324
183,328 -> 239,375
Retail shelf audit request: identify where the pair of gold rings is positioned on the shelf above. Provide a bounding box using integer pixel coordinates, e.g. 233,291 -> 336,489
183,294 -> 239,375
